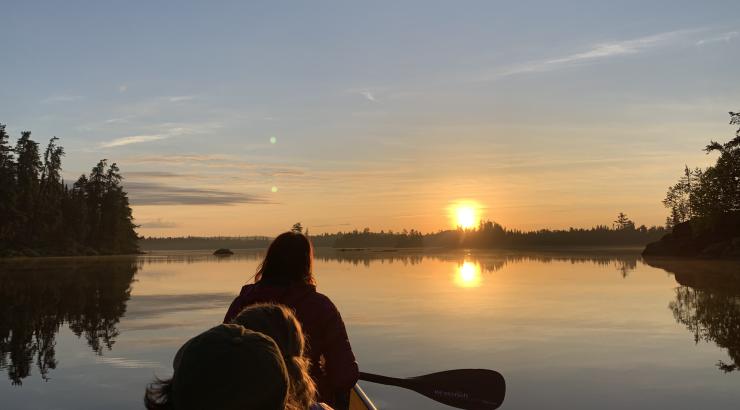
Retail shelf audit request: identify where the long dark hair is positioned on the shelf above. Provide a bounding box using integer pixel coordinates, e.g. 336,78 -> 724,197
255,232 -> 315,286
232,304 -> 317,410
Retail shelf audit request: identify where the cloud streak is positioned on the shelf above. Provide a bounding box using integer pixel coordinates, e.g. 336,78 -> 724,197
487,29 -> 699,79
99,126 -> 196,148
168,95 -> 194,102
139,218 -> 179,228
100,134 -> 169,148
359,90 -> 376,102
125,181 -> 271,206
696,31 -> 739,45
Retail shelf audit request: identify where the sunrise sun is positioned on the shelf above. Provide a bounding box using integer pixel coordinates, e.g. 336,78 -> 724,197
451,202 -> 480,229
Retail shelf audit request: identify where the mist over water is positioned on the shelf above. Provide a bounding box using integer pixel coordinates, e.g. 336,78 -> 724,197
1,250 -> 739,409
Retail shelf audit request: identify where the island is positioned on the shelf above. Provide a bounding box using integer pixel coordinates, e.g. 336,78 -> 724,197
643,112 -> 740,259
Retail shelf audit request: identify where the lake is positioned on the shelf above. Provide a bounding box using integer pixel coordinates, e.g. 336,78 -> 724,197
1,249 -> 739,409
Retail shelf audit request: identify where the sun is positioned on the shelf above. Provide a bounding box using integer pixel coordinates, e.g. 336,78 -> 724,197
456,206 -> 476,229
451,201 -> 480,229
448,200 -> 482,229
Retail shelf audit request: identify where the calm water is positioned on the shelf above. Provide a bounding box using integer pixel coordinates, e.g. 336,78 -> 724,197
1,249 -> 739,409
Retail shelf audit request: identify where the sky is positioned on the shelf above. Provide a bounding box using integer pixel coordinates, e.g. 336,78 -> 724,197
1,1 -> 739,236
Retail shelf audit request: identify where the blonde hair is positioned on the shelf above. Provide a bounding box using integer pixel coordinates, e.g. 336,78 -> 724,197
232,303 -> 317,410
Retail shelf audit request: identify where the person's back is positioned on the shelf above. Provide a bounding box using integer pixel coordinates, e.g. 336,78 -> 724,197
224,232 -> 359,406
225,283 -> 356,401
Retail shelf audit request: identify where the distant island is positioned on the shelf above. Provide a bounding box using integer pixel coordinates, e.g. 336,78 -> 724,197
644,112 -> 740,259
0,124 -> 139,257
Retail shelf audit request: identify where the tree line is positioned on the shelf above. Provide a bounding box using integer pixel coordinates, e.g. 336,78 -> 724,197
0,124 -> 138,256
143,215 -> 665,250
664,112 -> 740,226
303,213 -> 665,249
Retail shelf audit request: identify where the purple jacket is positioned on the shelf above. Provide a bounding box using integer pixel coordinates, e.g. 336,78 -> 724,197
224,283 -> 359,401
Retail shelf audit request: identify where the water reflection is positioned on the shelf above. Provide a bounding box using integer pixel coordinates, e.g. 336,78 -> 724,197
0,249 -> 643,387
315,248 -> 641,277
0,257 -> 138,385
455,261 -> 482,288
645,258 -> 740,373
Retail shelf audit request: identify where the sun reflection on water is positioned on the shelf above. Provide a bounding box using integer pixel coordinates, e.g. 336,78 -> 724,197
455,261 -> 482,288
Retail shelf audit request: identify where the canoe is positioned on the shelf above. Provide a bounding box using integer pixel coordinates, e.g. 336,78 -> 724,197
349,384 -> 377,410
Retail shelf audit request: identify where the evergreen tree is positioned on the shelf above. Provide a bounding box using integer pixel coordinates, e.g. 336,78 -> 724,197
37,137 -> 65,246
613,212 -> 635,230
0,124 -> 16,246
13,132 -> 42,246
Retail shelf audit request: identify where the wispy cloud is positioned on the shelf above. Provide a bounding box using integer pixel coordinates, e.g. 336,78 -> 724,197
127,154 -> 232,164
118,84 -> 128,93
348,88 -> 380,102
696,31 -> 739,45
126,181 -> 271,206
486,29 -> 699,80
99,125 -> 204,148
168,95 -> 194,102
100,134 -> 170,148
42,95 -> 83,103
139,218 -> 179,228
359,90 -> 377,102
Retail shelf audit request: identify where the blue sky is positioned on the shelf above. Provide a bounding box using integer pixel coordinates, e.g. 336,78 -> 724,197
2,1 -> 739,235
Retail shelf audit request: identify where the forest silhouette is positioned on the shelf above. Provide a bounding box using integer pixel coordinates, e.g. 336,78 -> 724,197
141,215 -> 667,251
0,124 -> 139,257
297,215 -> 666,249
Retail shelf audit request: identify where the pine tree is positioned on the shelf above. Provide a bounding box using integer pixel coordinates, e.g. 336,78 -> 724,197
0,124 -> 16,246
13,132 -> 42,246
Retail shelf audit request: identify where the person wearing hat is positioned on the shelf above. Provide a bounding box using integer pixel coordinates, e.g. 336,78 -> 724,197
144,323 -> 289,410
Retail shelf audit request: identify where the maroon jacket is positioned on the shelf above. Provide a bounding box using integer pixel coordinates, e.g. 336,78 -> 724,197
224,282 -> 359,401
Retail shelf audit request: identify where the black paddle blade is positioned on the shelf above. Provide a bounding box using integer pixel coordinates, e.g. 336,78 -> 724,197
360,369 -> 506,410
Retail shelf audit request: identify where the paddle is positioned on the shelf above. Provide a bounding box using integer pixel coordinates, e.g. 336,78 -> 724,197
359,369 -> 506,410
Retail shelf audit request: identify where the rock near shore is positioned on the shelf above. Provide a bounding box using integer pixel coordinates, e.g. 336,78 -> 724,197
642,212 -> 740,258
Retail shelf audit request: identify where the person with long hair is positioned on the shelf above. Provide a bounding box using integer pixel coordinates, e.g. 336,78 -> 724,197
232,303 -> 333,410
224,231 -> 359,408
144,323 -> 289,410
